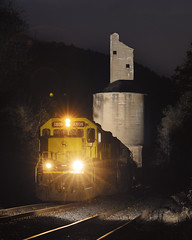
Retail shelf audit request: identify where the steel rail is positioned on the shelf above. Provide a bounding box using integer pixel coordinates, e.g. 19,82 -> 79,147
0,202 -> 55,215
96,215 -> 141,239
23,214 -> 99,240
0,202 -> 79,222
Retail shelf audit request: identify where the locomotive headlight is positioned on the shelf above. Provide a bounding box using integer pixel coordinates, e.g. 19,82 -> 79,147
72,160 -> 84,173
65,118 -> 71,127
45,162 -> 52,169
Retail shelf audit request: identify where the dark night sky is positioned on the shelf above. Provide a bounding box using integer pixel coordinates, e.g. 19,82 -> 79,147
13,0 -> 192,77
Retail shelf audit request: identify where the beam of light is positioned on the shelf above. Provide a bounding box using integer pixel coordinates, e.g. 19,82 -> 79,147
65,118 -> 71,127
45,162 -> 52,169
49,92 -> 54,97
72,160 -> 84,173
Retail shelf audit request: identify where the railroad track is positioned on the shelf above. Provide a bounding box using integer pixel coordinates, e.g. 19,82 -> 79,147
97,215 -> 140,239
0,202 -> 80,222
23,207 -> 141,240
0,191 -> 151,239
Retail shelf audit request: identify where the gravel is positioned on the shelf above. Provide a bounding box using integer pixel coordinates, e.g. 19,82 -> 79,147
1,187 -> 192,239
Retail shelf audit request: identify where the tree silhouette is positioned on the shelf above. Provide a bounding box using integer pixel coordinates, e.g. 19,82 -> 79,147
0,1 -> 28,95
156,42 -> 192,190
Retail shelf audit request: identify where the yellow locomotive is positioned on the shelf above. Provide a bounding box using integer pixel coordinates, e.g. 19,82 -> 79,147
35,117 -> 134,201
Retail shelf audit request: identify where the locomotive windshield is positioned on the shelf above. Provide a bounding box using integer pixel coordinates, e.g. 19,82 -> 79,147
53,129 -> 67,137
69,129 -> 84,137
42,128 -> 84,137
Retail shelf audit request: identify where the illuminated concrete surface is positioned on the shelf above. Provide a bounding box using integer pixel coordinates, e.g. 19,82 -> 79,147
93,92 -> 144,167
110,33 -> 134,83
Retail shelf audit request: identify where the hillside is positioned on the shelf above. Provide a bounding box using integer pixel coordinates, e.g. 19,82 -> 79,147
17,40 -> 172,119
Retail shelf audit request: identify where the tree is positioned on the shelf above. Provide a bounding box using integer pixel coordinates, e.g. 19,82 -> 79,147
0,2 -> 52,203
156,42 -> 192,189
0,1 -> 29,99
0,1 -> 26,46
173,42 -> 192,94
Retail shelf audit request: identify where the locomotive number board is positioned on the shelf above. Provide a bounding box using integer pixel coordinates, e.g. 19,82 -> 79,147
52,121 -> 64,127
72,121 -> 85,127
52,121 -> 85,127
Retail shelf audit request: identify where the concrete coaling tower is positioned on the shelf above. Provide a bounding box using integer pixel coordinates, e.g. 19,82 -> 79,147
93,33 -> 145,168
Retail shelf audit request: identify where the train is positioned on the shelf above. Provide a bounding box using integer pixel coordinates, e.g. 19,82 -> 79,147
35,117 -> 135,201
